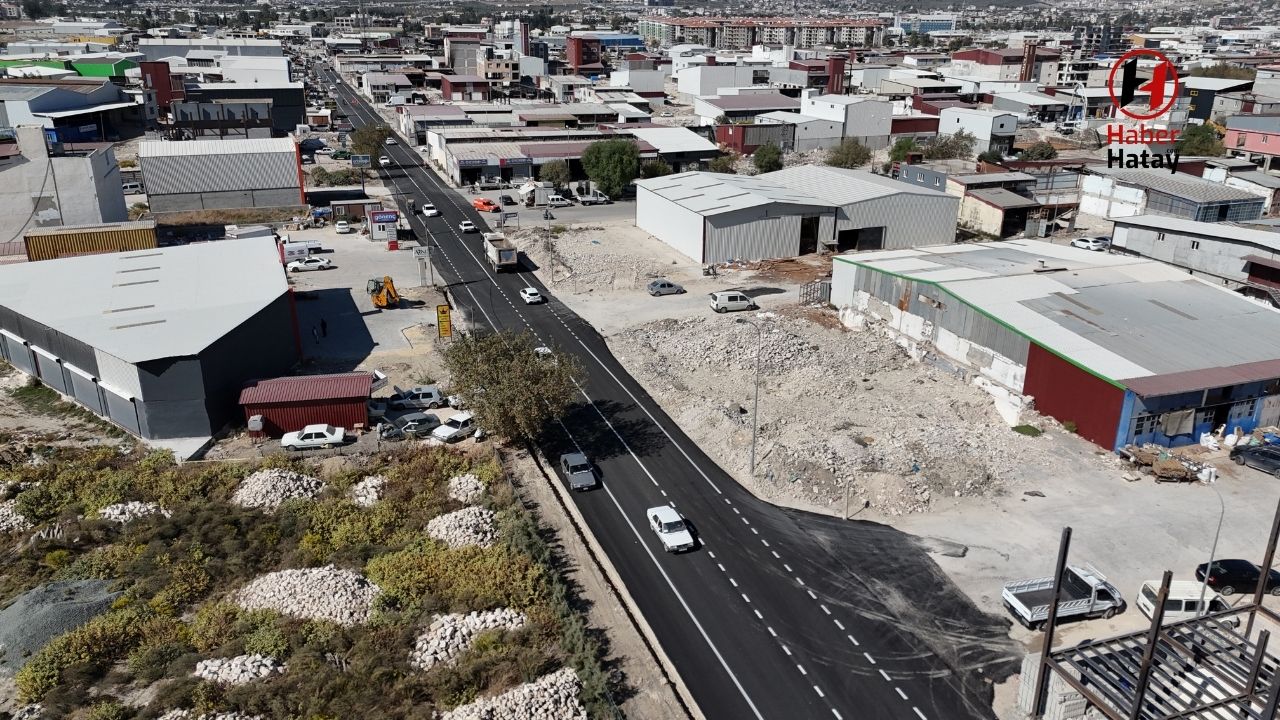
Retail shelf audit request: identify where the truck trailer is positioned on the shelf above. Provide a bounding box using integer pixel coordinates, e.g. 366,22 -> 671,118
482,232 -> 518,272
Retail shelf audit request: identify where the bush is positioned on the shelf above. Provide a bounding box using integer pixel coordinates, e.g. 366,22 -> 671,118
126,640 -> 188,683
1012,424 -> 1043,437
752,143 -> 783,173
708,154 -> 737,174
85,700 -> 128,720
366,541 -> 546,616
825,138 -> 872,169
191,603 -> 241,653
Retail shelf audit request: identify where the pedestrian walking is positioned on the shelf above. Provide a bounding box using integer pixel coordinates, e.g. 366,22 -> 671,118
312,326 -> 320,344
320,318 -> 328,337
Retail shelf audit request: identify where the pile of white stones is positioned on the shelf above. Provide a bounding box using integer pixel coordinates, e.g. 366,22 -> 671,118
349,474 -> 387,507
427,506 -> 497,549
13,705 -> 42,720
193,654 -> 285,685
446,473 -> 484,504
0,498 -> 32,533
409,608 -> 527,671
158,711 -> 265,720
441,667 -> 588,720
97,501 -> 170,524
232,469 -> 324,511
235,566 -> 380,626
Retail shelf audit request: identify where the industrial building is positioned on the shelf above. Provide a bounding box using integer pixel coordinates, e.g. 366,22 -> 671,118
0,126 -> 127,237
139,137 -> 303,214
22,220 -> 156,262
1080,167 -> 1266,223
831,240 -> 1280,450
634,167 -> 957,263
0,238 -> 299,441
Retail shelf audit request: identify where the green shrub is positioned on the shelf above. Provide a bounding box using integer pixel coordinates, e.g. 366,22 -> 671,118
366,541 -> 546,615
1063,420 -> 1078,433
190,603 -> 240,653
85,699 -> 128,720
126,640 -> 187,683
40,549 -> 71,569
1012,424 -> 1043,437
243,622 -> 290,659
16,608 -> 155,702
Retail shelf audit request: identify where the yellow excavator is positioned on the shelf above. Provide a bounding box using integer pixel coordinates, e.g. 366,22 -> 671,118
367,276 -> 400,309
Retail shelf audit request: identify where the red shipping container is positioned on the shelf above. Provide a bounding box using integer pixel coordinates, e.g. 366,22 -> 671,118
240,373 -> 373,438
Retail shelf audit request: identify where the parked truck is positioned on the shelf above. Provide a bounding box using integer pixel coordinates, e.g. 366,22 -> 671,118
483,232 -> 518,272
1002,564 -> 1124,630
572,187 -> 610,205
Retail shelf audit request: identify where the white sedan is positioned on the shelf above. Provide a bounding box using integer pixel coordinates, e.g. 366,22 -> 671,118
1071,236 -> 1111,252
519,287 -> 544,304
286,256 -> 333,272
459,220 -> 477,233
422,203 -> 441,217
378,156 -> 391,167
281,423 -> 347,451
384,136 -> 397,145
647,506 -> 695,553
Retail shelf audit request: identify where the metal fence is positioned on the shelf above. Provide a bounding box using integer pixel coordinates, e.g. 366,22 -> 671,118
799,278 -> 831,305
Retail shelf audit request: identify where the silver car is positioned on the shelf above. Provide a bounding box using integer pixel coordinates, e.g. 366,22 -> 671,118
559,452 -> 597,491
647,279 -> 685,296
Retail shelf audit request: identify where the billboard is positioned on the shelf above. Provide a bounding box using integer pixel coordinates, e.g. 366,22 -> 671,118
370,210 -> 399,224
351,154 -> 371,168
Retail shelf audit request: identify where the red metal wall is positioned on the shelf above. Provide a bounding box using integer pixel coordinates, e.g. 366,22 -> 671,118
826,56 -> 847,95
1023,343 -> 1125,448
243,398 -> 368,438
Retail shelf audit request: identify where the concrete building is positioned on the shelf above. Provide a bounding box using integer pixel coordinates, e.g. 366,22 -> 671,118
799,91 -> 893,150
1225,114 -> 1280,173
938,107 -> 1017,154
361,72 -> 413,103
831,240 -> 1280,449
754,111 -> 843,151
1202,158 -> 1280,215
0,78 -> 137,141
1176,76 -> 1253,124
0,237 -> 299,443
991,91 -> 1068,122
139,138 -> 302,214
945,172 -> 1042,238
182,81 -> 304,136
0,125 -> 127,237
1080,167 -> 1265,222
942,47 -> 1060,84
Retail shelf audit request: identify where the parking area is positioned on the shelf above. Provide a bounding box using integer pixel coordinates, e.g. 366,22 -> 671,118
458,186 -> 638,230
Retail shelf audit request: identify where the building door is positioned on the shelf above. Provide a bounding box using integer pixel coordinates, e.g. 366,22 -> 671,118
102,388 -> 141,436
852,226 -> 885,251
799,216 -> 820,255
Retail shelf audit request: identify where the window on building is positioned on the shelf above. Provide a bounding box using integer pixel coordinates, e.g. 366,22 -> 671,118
1237,133 -> 1248,147
1191,240 -> 1200,249
933,177 -> 940,186
1189,89 -> 1199,97
1157,232 -> 1166,241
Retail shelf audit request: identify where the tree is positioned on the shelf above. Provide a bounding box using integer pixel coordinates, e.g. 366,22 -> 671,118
753,143 -> 783,173
1190,64 -> 1255,81
888,137 -> 918,163
825,138 -> 871,169
442,331 -> 582,443
708,153 -> 738,174
21,0 -> 54,18
350,124 -> 390,159
714,115 -> 730,125
640,159 -> 672,179
1019,141 -> 1058,160
924,130 -> 977,160
977,149 -> 1004,165
1176,123 -> 1225,156
581,138 -> 640,198
539,159 -> 572,188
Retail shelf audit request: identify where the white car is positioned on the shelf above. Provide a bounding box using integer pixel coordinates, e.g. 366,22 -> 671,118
432,412 -> 479,442
422,203 -> 441,217
335,220 -> 351,234
316,147 -> 334,154
286,256 -> 333,272
660,111 -> 673,117
647,506 -> 695,552
384,136 -> 397,145
459,220 -> 477,233
519,287 -> 543,304
379,156 -> 391,167
1071,236 -> 1111,251
281,423 -> 347,451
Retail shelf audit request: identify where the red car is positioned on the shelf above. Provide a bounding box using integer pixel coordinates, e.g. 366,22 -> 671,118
472,198 -> 499,213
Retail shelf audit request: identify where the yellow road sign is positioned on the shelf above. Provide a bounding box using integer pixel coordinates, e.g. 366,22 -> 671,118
436,304 -> 452,338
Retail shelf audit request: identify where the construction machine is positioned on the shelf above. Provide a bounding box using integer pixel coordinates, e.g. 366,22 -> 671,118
367,276 -> 400,309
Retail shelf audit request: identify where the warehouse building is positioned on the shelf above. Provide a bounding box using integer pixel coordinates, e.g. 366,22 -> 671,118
1080,167 -> 1265,222
0,238 -> 299,443
634,167 -> 958,262
139,137 -> 303,214
832,240 -> 1280,450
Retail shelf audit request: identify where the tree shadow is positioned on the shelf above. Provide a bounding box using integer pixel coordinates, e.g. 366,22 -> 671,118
538,399 -> 667,464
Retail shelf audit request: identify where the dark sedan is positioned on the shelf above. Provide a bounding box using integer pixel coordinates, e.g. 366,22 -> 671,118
1231,445 -> 1280,477
1196,558 -> 1280,596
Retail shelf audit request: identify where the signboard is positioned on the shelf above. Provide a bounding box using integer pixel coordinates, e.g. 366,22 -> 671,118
436,305 -> 452,338
351,154 -> 371,168
370,210 -> 399,224
412,246 -> 431,259
457,158 -> 488,167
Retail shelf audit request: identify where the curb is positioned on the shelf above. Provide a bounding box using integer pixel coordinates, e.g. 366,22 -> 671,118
523,447 -> 705,720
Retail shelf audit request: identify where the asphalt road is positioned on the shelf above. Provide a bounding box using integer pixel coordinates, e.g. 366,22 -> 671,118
322,66 -> 1016,720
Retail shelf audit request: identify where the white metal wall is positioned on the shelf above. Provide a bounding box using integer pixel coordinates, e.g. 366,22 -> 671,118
704,211 -> 801,263
838,193 -> 959,249
636,186 -> 706,262
93,349 -> 143,399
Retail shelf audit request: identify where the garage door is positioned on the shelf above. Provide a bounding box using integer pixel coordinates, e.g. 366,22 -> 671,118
64,363 -> 104,416
0,330 -> 32,374
101,386 -> 140,436
30,347 -> 67,394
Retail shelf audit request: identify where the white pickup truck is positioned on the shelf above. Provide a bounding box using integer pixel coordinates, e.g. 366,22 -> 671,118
1002,564 -> 1125,630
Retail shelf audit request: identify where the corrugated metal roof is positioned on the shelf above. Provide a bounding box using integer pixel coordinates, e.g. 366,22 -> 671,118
949,172 -> 1037,185
762,165 -> 953,204
0,237 -> 288,364
1224,114 -> 1280,132
1112,214 -> 1280,250
636,171 -> 833,215
1089,167 -> 1263,203
139,138 -> 299,195
140,137 -> 296,158
624,126 -> 718,154
239,372 -> 373,405
969,187 -> 1041,209
703,94 -> 800,111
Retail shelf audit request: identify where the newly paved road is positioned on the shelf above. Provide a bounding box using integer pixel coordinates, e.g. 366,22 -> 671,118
323,67 -> 1013,720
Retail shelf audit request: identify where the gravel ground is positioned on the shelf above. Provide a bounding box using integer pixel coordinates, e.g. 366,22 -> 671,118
349,474 -> 386,507
193,654 -> 285,685
0,581 -> 120,675
0,499 -> 31,533
502,224 -> 686,293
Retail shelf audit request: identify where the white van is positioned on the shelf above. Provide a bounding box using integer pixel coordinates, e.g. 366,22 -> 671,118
708,290 -> 757,314
546,194 -> 572,208
1136,580 -> 1239,626
121,182 -> 143,194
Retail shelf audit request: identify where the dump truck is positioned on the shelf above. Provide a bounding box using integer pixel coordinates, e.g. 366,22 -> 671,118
1002,563 -> 1125,630
482,232 -> 518,272
367,276 -> 400,309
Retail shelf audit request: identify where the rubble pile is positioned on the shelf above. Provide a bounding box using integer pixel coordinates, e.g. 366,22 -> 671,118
235,566 -> 380,626
507,225 -> 670,291
612,314 -> 1053,515
0,498 -> 32,532
410,608 -> 528,670
232,469 -> 324,510
97,501 -> 170,524
349,475 -> 387,507
441,667 -> 589,720
447,473 -> 485,503
193,654 -> 285,685
427,506 -> 498,548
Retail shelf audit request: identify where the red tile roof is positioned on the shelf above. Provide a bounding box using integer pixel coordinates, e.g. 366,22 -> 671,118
239,372 -> 373,405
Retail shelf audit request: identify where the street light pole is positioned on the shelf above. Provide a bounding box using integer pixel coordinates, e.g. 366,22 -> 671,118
736,318 -> 763,475
1197,481 -> 1226,618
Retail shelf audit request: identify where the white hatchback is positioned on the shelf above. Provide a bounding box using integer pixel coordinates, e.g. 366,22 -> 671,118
519,287 -> 543,304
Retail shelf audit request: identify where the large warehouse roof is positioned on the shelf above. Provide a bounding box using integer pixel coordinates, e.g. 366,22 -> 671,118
138,138 -> 299,195
838,240 -> 1280,394
635,171 -> 832,216
0,237 -> 288,364
762,165 -> 953,205
1113,214 -> 1280,251
1089,167 -> 1262,203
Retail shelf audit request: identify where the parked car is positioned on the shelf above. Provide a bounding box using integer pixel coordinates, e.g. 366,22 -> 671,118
422,203 -> 441,217
1230,445 -> 1280,477
472,198 -> 499,213
647,279 -> 685,296
519,287 -> 543,304
546,194 -> 573,208
379,156 -> 391,167
393,412 -> 442,438
559,452 -> 597,491
281,424 -> 347,451
332,150 -> 351,160
1071,236 -> 1111,251
316,147 -> 333,154
459,220 -> 477,233
388,385 -> 445,411
499,194 -> 517,206
286,256 -> 333,272
709,290 -> 757,314
1002,564 -> 1124,630
1135,579 -> 1239,626
432,412 -> 479,442
1196,559 -> 1280,596
660,111 -> 674,117
335,220 -> 352,234
647,506 -> 695,552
